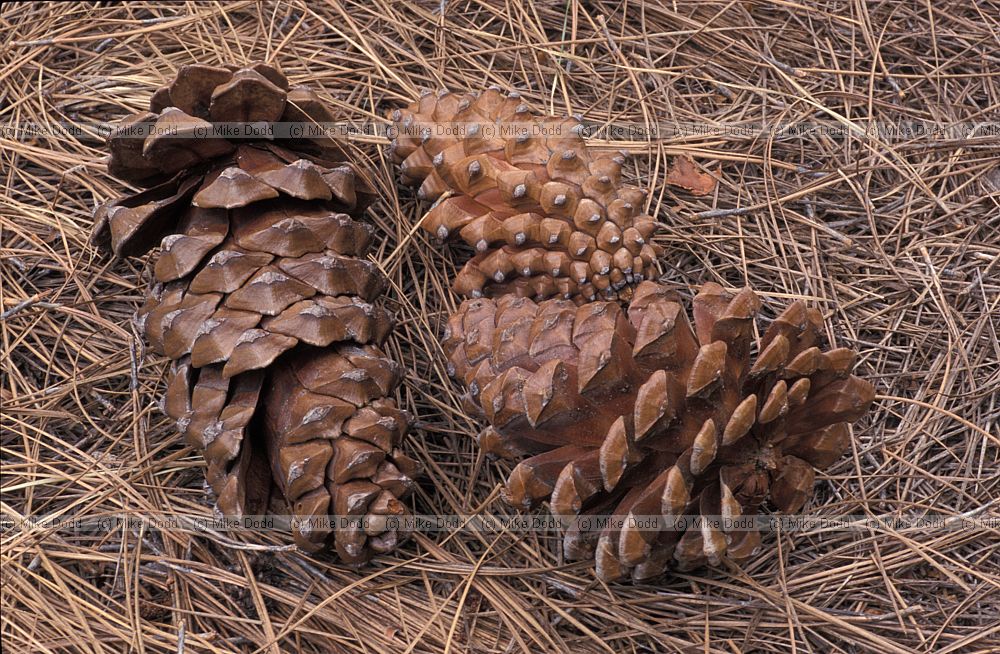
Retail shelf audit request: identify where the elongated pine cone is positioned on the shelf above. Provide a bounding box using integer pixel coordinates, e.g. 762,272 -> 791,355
443,281 -> 874,581
389,89 -> 662,303
92,62 -> 418,563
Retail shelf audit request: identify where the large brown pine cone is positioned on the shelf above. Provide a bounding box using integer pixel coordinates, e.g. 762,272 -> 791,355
444,281 -> 874,581
92,63 -> 418,563
389,89 -> 661,303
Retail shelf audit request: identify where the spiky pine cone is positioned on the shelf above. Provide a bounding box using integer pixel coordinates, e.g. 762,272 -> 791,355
92,62 -> 418,563
388,89 -> 661,303
443,281 -> 874,581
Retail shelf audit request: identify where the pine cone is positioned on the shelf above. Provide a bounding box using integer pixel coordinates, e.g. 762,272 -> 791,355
443,281 -> 874,581
389,89 -> 661,303
92,62 -> 418,563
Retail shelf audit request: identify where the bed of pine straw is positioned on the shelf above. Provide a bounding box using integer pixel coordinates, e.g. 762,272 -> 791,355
2,2 -> 999,652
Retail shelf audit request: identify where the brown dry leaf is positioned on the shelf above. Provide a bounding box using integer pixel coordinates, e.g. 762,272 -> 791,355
666,155 -> 718,195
